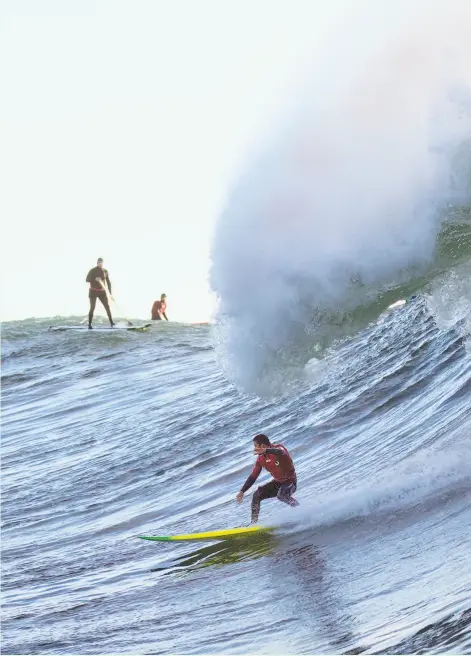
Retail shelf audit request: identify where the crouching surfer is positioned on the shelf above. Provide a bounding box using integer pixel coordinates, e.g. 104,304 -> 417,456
236,434 -> 299,524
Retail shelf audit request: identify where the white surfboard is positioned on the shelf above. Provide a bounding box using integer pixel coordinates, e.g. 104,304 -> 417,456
49,323 -> 152,333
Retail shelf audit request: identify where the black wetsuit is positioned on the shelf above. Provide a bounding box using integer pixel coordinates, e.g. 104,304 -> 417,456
86,267 -> 114,327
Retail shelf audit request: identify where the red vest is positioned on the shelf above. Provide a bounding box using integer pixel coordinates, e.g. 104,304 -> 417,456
252,443 -> 296,483
152,300 -> 166,319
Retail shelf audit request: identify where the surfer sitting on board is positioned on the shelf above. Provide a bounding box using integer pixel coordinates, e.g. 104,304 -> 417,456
237,434 -> 299,524
151,294 -> 168,321
86,258 -> 115,329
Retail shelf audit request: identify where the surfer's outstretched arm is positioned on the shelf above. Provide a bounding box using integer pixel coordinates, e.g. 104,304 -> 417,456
236,462 -> 262,503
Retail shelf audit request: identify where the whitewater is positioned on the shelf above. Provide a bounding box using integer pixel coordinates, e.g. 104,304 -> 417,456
2,0 -> 471,654
211,0 -> 471,395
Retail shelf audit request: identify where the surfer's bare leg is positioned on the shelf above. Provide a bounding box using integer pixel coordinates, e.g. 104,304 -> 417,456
251,481 -> 279,524
277,481 -> 299,508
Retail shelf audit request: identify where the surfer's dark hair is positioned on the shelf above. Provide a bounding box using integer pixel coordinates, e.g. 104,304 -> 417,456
253,434 -> 270,446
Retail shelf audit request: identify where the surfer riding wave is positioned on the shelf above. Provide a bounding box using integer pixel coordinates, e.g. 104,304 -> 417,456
237,434 -> 299,524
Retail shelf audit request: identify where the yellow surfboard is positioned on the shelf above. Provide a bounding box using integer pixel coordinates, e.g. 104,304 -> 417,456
138,526 -> 272,542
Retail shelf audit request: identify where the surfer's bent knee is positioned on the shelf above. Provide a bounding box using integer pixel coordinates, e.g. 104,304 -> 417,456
253,488 -> 262,502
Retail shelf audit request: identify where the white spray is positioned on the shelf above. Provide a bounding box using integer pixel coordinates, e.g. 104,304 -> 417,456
211,0 -> 471,393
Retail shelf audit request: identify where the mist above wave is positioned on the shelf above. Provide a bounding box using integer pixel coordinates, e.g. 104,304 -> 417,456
211,0 -> 471,392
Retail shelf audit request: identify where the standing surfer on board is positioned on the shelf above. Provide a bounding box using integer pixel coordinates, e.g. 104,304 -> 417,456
86,258 -> 115,329
151,294 -> 168,321
237,434 -> 299,524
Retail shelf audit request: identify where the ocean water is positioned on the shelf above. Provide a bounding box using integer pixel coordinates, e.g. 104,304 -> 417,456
3,1 -> 471,653
2,290 -> 471,654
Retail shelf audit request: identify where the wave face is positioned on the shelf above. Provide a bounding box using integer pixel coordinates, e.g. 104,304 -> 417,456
210,0 -> 471,394
2,309 -> 471,654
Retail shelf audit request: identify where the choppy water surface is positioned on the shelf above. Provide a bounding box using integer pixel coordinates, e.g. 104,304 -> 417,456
2,302 -> 471,654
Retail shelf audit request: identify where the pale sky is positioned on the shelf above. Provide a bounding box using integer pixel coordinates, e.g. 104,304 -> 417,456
0,0 -> 346,323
